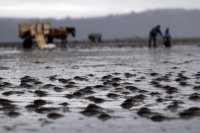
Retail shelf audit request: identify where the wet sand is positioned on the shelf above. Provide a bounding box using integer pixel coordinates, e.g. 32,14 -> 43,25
0,43 -> 200,133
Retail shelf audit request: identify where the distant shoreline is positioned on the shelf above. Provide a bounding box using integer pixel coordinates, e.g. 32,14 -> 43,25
0,38 -> 200,48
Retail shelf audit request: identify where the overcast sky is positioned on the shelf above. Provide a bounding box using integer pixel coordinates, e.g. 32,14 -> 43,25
0,0 -> 200,19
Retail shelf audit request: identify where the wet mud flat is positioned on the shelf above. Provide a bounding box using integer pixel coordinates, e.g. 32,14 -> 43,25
0,44 -> 200,133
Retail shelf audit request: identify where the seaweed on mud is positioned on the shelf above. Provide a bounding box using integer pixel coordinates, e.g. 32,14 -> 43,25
54,87 -> 64,92
166,101 -> 181,112
98,113 -> 111,121
74,76 -> 88,81
193,85 -> 200,90
59,102 -> 69,106
19,83 -> 33,88
0,82 -> 12,88
121,95 -> 146,109
58,78 -> 71,84
111,77 -> 122,82
40,84 -> 55,89
94,85 -> 107,89
47,113 -> 64,119
150,92 -> 161,96
87,96 -> 105,103
81,104 -> 104,116
65,88 -> 93,99
0,98 -> 17,112
34,90 -> 48,97
179,107 -> 200,119
149,80 -> 163,88
162,85 -> 178,94
150,72 -> 160,77
7,111 -> 20,118
101,75 -> 113,80
189,93 -> 200,101
20,76 -> 40,84
2,91 -> 24,96
175,74 -> 189,82
124,86 -> 140,92
137,107 -> 171,122
33,99 -> 47,106
107,93 -> 119,99
47,75 -> 58,81
35,107 -> 61,114
80,104 -> 111,120
64,84 -> 76,88
112,83 -> 120,87
124,73 -> 136,78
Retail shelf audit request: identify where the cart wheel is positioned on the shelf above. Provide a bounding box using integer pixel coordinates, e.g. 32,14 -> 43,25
23,38 -> 33,49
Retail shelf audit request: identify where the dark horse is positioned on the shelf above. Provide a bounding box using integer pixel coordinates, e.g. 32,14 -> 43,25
47,27 -> 76,46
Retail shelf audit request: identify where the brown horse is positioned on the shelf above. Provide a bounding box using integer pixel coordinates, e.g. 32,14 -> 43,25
47,27 -> 76,46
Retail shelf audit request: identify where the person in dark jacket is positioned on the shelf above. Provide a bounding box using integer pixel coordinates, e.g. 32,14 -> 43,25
163,28 -> 171,47
149,25 -> 162,47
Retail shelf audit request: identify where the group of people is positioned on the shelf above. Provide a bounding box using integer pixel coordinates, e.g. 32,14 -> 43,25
149,25 -> 171,47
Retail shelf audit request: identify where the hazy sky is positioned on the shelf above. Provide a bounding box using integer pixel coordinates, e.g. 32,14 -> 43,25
0,0 -> 200,19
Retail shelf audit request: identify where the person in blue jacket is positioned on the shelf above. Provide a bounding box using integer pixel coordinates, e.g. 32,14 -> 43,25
163,28 -> 171,47
149,25 -> 162,47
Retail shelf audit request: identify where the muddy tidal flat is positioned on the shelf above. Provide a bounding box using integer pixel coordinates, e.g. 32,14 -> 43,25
0,44 -> 200,133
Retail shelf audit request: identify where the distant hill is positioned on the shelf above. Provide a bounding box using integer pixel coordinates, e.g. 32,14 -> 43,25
0,9 -> 200,42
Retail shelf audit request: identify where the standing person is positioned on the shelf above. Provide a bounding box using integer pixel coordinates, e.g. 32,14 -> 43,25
149,25 -> 162,47
163,28 -> 171,47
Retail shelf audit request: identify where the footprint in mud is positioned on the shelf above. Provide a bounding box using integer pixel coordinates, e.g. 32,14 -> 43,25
80,104 -> 111,121
121,94 -> 146,109
179,107 -> 200,119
